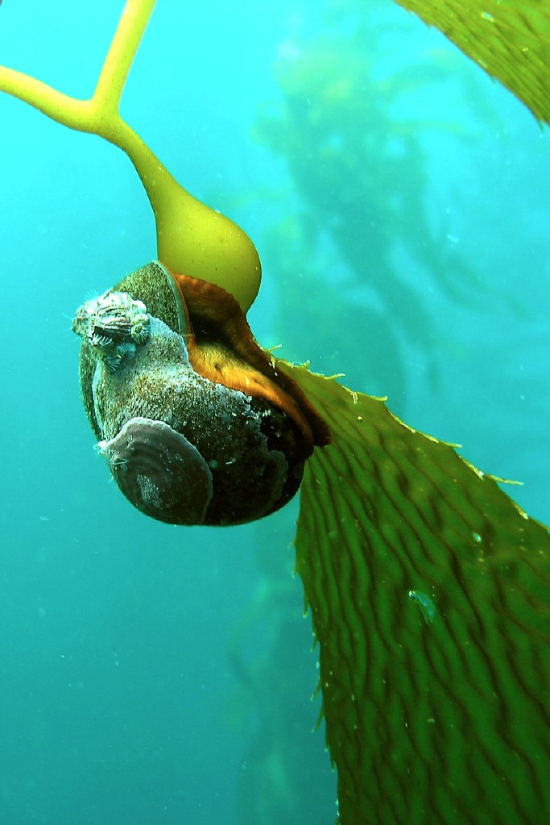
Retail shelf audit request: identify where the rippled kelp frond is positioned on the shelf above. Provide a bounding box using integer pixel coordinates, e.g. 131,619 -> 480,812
284,363 -> 550,825
395,0 -> 550,124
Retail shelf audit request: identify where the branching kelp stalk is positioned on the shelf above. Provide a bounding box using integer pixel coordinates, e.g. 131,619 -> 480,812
0,0 -> 262,313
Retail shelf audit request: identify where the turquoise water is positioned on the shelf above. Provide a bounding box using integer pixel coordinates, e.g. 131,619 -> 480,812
1,1 -> 549,823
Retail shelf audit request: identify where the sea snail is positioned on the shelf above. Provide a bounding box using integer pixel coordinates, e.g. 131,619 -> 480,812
73,262 -> 331,526
0,1 -> 331,526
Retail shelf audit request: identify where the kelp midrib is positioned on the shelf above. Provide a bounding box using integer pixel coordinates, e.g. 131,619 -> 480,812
286,365 -> 550,824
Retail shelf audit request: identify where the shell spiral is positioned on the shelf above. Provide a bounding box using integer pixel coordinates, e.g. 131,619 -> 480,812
98,417 -> 214,525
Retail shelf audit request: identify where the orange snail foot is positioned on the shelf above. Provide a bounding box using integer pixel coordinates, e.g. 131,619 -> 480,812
169,270 -> 331,454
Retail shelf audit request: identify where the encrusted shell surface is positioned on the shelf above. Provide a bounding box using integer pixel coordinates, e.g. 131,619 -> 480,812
77,305 -> 308,525
72,291 -> 150,373
99,417 -> 213,525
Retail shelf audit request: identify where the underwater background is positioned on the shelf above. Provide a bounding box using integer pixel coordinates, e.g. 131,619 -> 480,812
0,1 -> 548,823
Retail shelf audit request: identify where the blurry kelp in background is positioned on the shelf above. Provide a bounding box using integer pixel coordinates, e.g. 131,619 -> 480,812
226,508 -> 338,825
253,0 -> 497,404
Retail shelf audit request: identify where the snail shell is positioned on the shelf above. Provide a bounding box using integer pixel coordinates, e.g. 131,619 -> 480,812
98,417 -> 213,525
73,262 -> 323,526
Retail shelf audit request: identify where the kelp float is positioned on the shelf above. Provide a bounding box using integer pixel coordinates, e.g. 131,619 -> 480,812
1,1 -> 549,823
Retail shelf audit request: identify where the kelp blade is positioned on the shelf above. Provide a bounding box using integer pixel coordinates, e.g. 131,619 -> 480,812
284,364 -> 550,824
394,0 -> 550,124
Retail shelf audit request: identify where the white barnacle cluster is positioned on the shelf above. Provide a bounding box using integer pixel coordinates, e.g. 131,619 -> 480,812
72,291 -> 150,373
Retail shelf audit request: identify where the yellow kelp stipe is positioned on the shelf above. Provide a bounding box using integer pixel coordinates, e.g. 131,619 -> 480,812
394,0 -> 550,124
0,0 -> 261,312
283,363 -> 550,825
